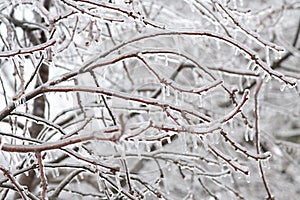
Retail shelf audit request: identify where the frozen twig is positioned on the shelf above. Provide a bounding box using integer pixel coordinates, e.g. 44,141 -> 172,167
36,152 -> 48,200
0,39 -> 56,58
0,166 -> 29,200
49,169 -> 84,199
254,78 -> 274,199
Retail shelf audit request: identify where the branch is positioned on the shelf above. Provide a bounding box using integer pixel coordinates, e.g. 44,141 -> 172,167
49,169 -> 84,199
221,89 -> 249,123
0,166 -> 29,200
11,112 -> 67,136
208,145 -> 249,175
1,131 -> 114,153
0,39 -> 56,58
84,31 -> 296,86
254,78 -> 274,199
36,152 -> 48,200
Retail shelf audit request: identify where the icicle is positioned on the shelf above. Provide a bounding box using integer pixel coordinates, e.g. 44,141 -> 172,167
13,95 -> 26,108
239,0 -> 244,6
229,120 -> 234,131
162,84 -> 166,101
250,63 -> 257,72
247,60 -> 254,70
7,57 -> 14,67
238,76 -> 244,92
93,92 -> 98,103
90,164 -> 97,174
24,170 -> 29,177
192,36 -> 197,46
103,69 -> 107,81
118,143 -> 126,161
166,85 -> 170,96
31,52 -> 38,64
166,162 -> 172,172
20,95 -> 26,105
265,47 -> 270,67
280,83 -> 286,92
245,77 -> 251,87
53,168 -> 60,177
190,3 -> 196,13
134,138 -> 139,150
198,95 -> 203,108
229,172 -> 235,184
193,68 -> 200,85
166,136 -> 171,144
248,127 -> 254,141
134,139 -> 141,159
163,176 -> 170,195
24,188 -> 29,196
174,90 -> 179,105
156,140 -> 163,149
234,48 -> 239,56
202,135 -> 209,151
164,55 -> 169,66
258,164 -> 263,177
115,172 -> 122,191
274,49 -> 283,60
41,50 -> 47,59
193,137 -> 198,149
180,91 -> 184,104
34,168 -> 40,178
213,133 -> 220,144
75,176 -> 80,185
244,127 -> 249,142
19,54 -> 26,64
264,72 -> 271,83
287,81 -> 297,89
145,141 -> 152,152
255,67 -> 262,75
154,54 -> 159,62
207,134 -> 215,144
95,28 -> 101,43
96,93 -> 101,104
97,177 -> 104,192
262,159 -> 271,170
181,133 -> 188,153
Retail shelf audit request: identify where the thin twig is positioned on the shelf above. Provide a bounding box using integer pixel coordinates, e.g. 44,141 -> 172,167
254,78 -> 273,199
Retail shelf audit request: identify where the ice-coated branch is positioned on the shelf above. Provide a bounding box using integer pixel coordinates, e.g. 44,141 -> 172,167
44,85 -> 212,122
0,0 -> 299,199
98,172 -> 136,200
1,131 -> 114,153
0,166 -> 29,200
84,31 -> 296,86
254,78 -> 274,199
63,0 -> 164,28
208,145 -> 249,175
137,54 -> 223,95
11,112 -> 67,136
220,130 -> 271,160
62,148 -> 119,173
0,39 -> 56,58
49,169 -> 84,199
220,89 -> 249,123
211,0 -> 284,51
36,152 -> 48,200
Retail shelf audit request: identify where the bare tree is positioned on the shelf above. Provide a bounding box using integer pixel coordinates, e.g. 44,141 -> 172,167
0,0 -> 299,199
